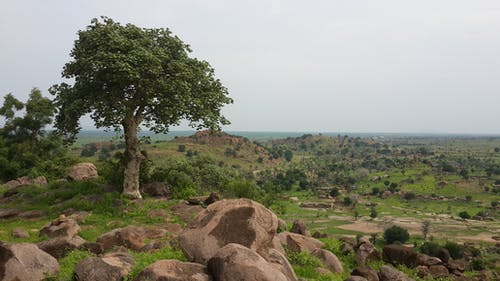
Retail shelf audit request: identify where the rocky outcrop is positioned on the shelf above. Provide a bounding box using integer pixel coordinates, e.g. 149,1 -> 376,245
311,248 -> 343,273
74,251 -> 135,281
66,162 -> 98,181
0,242 -> 59,281
179,199 -> 279,264
207,243 -> 289,281
133,259 -> 212,281
39,215 -> 80,239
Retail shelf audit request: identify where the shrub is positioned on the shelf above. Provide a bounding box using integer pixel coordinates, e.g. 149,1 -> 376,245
343,196 -> 353,206
370,207 -> 377,219
329,187 -> 339,197
420,241 -> 442,257
443,241 -> 464,259
458,211 -> 471,219
371,187 -> 380,195
224,180 -> 260,200
177,144 -> 186,152
384,225 -> 410,244
403,192 -> 416,200
470,258 -> 486,270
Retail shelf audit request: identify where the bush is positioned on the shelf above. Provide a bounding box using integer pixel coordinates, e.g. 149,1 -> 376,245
371,187 -> 380,195
470,258 -> 486,270
224,180 -> 260,200
403,192 -> 416,200
177,144 -> 186,152
458,211 -> 471,219
329,187 -> 339,197
420,241 -> 442,257
384,225 -> 410,244
343,196 -> 353,206
443,241 -> 464,259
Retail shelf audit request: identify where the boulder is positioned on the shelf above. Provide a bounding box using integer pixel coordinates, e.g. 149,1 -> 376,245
171,201 -> 204,223
382,244 -> 419,267
74,251 -> 135,281
428,265 -> 449,278
133,259 -> 211,281
188,195 -> 210,205
39,215 -> 80,239
66,162 -> 98,181
0,242 -> 59,281
205,192 -> 220,205
340,237 -> 356,255
38,236 -> 86,259
415,265 -> 430,278
207,243 -> 289,281
345,277 -> 369,281
290,220 -> 311,236
18,210 -> 45,219
378,265 -> 414,281
271,235 -> 286,256
416,254 -> 442,266
179,199 -> 279,264
381,191 -> 392,199
267,248 -> 298,281
11,227 -> 29,239
312,248 -> 343,273
3,176 -> 47,189
278,232 -> 324,253
82,242 -> 104,255
436,248 -> 450,263
312,231 -> 328,238
97,226 -> 147,251
140,182 -> 171,198
0,209 -> 20,219
351,266 -> 379,281
356,237 -> 380,265
446,259 -> 465,273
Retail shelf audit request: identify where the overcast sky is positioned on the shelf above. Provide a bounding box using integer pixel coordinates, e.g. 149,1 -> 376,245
1,0 -> 499,134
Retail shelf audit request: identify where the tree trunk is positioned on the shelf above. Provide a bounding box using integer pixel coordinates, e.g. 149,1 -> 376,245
122,118 -> 143,199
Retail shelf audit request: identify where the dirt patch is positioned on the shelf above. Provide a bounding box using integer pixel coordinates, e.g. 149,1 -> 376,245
337,221 -> 383,234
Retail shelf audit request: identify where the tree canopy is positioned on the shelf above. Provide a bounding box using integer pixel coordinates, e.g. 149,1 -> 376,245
0,88 -> 71,181
50,17 -> 232,198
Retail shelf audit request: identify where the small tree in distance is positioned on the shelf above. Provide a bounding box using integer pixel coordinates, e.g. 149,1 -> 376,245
51,17 -> 233,198
421,220 -> 431,240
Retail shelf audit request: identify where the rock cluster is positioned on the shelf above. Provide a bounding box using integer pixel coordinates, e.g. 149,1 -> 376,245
381,244 -> 466,279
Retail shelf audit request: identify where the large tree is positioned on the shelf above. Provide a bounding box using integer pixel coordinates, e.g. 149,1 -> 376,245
50,17 -> 232,198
